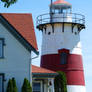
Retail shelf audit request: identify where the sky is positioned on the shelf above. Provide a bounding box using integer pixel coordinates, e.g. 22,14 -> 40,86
0,0 -> 91,92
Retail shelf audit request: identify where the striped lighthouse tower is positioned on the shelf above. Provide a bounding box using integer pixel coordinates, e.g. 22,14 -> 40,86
36,0 -> 86,92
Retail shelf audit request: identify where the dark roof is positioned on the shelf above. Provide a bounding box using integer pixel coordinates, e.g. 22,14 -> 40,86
0,13 -> 38,52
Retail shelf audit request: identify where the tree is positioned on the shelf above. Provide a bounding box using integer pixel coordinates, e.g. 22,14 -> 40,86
54,71 -> 67,92
12,78 -> 18,92
21,78 -> 32,92
6,78 -> 18,92
6,79 -> 13,92
1,0 -> 17,8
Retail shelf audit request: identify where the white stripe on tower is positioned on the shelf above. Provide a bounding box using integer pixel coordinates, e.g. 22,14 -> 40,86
67,85 -> 86,92
41,24 -> 82,56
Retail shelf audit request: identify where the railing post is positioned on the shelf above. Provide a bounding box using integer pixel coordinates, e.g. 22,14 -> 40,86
63,13 -> 64,22
41,15 -> 42,24
75,14 -> 76,23
36,17 -> 38,26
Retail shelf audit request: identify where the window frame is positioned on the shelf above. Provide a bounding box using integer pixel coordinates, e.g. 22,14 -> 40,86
0,38 -> 5,58
32,81 -> 42,92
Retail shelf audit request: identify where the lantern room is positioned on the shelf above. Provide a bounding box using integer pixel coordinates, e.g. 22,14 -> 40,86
36,0 -> 85,31
50,0 -> 72,14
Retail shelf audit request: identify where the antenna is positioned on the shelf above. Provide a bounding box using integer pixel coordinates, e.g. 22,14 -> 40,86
50,0 -> 53,22
50,0 -> 53,14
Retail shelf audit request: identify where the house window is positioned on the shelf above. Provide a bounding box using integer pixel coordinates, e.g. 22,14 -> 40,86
60,52 -> 68,64
0,76 -> 3,92
33,82 -> 42,92
0,39 -> 4,58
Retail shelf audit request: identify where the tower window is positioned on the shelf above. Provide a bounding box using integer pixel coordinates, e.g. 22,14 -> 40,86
60,52 -> 68,64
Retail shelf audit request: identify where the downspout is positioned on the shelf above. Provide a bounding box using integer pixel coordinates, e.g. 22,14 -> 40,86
29,51 -> 39,84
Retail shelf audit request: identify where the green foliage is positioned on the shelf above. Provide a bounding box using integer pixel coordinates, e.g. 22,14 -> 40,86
21,78 -> 32,92
12,78 -> 18,92
6,79 -> 13,92
1,0 -> 17,8
6,78 -> 18,92
54,71 -> 67,92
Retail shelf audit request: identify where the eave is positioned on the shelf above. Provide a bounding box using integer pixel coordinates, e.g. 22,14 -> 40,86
32,73 -> 58,78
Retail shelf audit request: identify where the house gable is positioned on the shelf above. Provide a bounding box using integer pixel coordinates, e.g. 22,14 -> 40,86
0,13 -> 38,55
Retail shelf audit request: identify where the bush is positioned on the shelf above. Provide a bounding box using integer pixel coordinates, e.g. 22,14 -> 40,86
12,78 -> 18,92
54,71 -> 67,92
6,78 -> 18,92
21,78 -> 32,92
6,79 -> 13,92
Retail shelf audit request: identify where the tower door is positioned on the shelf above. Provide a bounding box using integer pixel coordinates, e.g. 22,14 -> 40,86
0,75 -> 3,92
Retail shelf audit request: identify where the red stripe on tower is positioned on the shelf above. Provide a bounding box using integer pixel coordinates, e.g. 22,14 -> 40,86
41,54 -> 83,71
66,71 -> 85,85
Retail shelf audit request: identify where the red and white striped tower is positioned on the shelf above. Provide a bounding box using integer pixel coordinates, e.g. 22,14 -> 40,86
36,0 -> 86,92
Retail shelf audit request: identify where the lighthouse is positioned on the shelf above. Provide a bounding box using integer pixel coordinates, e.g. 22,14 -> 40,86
36,0 -> 86,92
